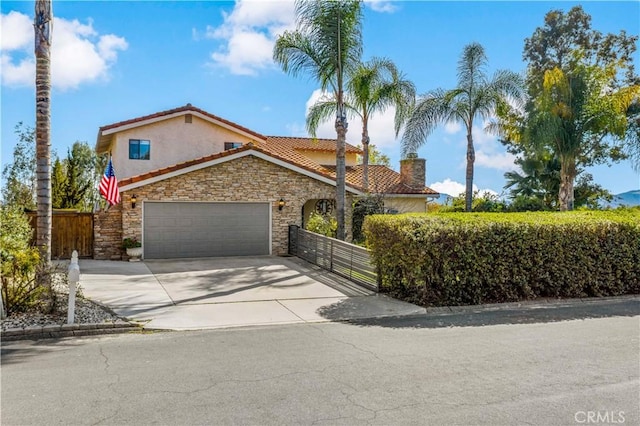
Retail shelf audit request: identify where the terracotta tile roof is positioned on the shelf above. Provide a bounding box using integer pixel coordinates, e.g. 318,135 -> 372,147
99,104 -> 267,140
266,136 -> 362,154
338,164 -> 439,195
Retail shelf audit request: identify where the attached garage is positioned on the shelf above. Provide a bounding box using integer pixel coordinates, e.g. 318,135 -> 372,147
143,202 -> 271,259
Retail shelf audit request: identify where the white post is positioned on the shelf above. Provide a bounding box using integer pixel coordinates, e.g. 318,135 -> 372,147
67,250 -> 80,324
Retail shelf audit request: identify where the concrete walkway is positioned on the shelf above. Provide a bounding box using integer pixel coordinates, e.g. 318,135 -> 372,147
78,256 -> 424,330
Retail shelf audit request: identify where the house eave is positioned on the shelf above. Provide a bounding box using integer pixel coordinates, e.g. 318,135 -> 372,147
119,149 -> 363,196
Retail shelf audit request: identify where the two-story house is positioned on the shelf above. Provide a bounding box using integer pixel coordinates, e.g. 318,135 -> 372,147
94,104 -> 438,260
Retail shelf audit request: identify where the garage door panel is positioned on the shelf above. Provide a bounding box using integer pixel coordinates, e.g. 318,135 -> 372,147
143,202 -> 270,259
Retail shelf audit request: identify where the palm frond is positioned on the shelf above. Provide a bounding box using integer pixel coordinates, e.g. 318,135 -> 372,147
401,89 -> 450,155
306,99 -> 338,137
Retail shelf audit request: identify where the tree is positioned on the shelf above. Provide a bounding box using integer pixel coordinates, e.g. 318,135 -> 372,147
624,100 -> 640,172
357,143 -> 391,167
402,42 -> 524,211
517,6 -> 639,210
34,0 -> 53,265
504,153 -> 612,210
1,124 -> 36,209
523,5 -> 638,92
51,142 -> 103,210
307,57 -> 415,190
528,62 -> 637,210
274,0 -> 363,240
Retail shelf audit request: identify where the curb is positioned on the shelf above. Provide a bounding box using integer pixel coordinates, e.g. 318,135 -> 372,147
419,294 -> 640,315
1,321 -> 145,342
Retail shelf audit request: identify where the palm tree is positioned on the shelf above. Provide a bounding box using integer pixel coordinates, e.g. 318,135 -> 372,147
34,0 -> 52,267
273,0 -> 363,241
530,63 -> 638,210
307,57 -> 416,191
402,43 -> 524,212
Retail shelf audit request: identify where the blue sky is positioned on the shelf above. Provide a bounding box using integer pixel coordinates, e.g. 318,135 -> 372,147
2,0 -> 639,197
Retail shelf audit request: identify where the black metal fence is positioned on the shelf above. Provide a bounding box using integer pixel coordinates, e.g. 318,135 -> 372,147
288,225 -> 378,292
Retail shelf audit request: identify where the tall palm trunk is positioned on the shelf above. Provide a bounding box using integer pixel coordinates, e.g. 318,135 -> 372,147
335,89 -> 347,241
34,0 -> 52,268
361,114 -> 369,191
558,158 -> 576,211
465,131 -> 475,212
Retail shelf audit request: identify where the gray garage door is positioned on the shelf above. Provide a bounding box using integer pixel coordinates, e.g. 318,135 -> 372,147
143,202 -> 270,259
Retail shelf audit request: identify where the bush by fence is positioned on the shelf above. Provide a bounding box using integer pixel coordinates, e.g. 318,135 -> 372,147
0,206 -> 56,315
363,209 -> 640,307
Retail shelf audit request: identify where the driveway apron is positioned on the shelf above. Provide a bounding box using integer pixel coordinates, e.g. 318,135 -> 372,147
79,256 -> 424,330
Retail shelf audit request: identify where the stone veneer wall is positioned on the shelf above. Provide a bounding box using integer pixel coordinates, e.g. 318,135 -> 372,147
93,205 -> 123,260
119,155 -> 353,256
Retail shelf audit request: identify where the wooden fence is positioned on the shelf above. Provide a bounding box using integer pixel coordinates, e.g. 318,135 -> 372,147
28,211 -> 93,259
288,225 -> 378,292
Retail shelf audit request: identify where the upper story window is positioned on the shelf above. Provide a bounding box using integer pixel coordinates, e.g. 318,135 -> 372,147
224,142 -> 243,150
129,139 -> 150,160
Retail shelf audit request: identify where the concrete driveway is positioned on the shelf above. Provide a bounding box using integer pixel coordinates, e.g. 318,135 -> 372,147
79,256 -> 424,330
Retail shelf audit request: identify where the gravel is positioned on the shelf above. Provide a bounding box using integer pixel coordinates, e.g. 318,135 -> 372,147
1,272 -> 124,332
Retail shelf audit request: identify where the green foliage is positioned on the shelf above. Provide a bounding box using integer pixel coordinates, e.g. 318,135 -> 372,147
3,126 -> 103,211
2,123 -> 36,209
51,142 -> 101,210
497,6 -> 640,211
508,195 -> 550,212
440,191 -> 508,213
306,212 -> 337,238
504,153 -> 612,210
0,206 -> 53,314
363,211 -> 640,307
356,143 -> 391,167
352,195 -> 384,243
122,237 -> 142,249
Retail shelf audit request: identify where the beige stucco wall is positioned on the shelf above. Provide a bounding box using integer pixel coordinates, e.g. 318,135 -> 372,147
383,197 -> 427,213
298,150 -> 358,166
118,155 -> 354,256
110,115 -> 259,180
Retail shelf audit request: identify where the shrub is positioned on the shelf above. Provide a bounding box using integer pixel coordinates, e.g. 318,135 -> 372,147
306,212 -> 337,238
363,210 -> 640,307
352,195 -> 384,243
0,206 -> 53,314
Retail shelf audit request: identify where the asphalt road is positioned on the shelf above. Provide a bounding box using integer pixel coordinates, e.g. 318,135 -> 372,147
2,301 -> 639,426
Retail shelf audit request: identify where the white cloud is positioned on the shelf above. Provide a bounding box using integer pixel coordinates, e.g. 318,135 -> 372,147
365,0 -> 398,13
205,0 -> 295,75
204,0 -> 399,76
431,179 -> 467,197
430,178 -> 497,197
0,12 -> 127,90
475,151 -> 518,172
1,11 -> 32,50
444,121 -> 461,134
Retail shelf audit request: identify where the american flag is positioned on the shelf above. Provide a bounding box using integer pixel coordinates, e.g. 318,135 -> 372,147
99,157 -> 121,206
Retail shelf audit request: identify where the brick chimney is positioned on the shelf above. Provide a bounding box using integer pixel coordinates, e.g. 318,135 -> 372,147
400,154 -> 426,190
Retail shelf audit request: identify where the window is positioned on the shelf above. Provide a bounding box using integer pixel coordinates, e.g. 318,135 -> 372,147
224,142 -> 243,150
129,139 -> 150,160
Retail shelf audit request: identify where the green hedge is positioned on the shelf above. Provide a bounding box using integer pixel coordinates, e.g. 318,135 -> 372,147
363,210 -> 640,306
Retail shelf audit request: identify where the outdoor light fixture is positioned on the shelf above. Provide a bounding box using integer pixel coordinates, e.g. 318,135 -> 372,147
131,194 -> 137,209
278,198 -> 285,211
